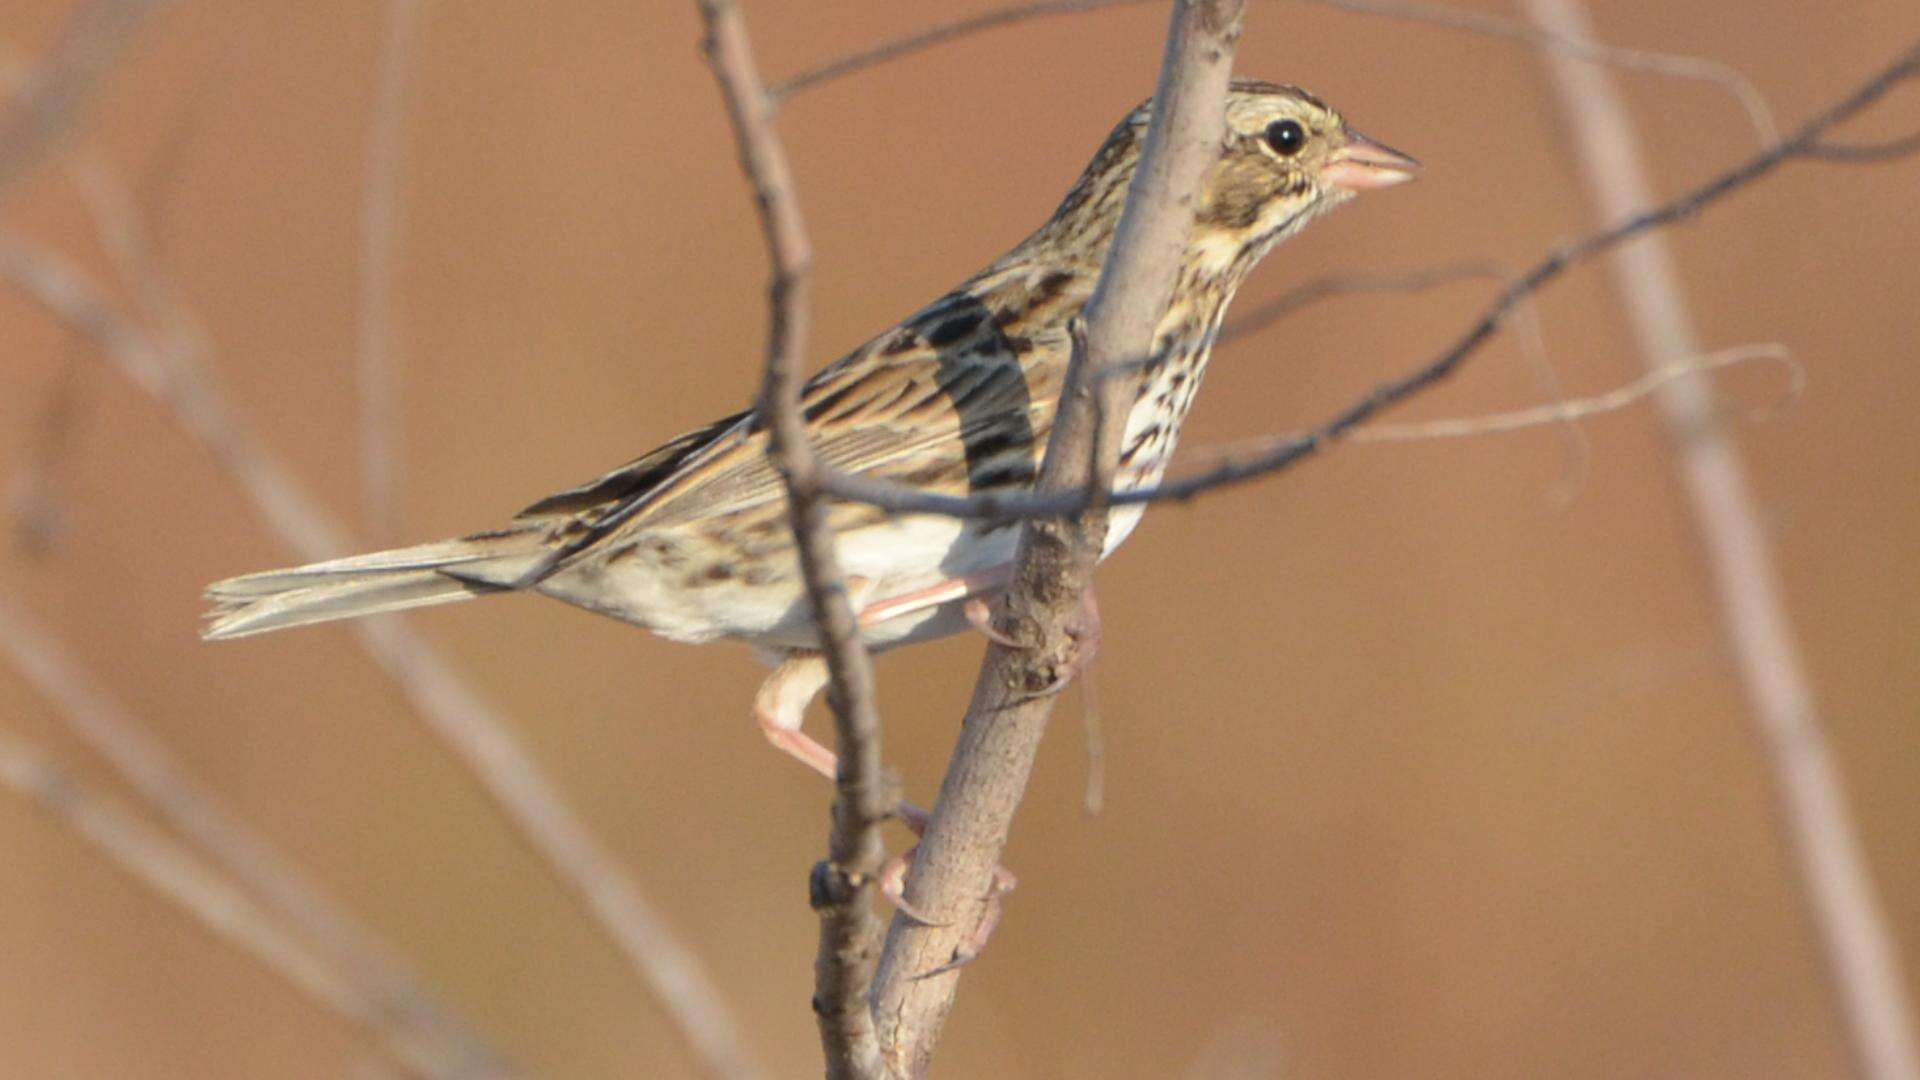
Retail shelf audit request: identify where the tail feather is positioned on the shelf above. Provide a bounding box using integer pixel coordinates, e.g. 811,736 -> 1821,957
202,528 -> 545,641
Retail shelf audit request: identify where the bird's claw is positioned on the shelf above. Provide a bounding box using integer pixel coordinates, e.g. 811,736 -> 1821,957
913,866 -> 1019,979
963,596 -> 1021,648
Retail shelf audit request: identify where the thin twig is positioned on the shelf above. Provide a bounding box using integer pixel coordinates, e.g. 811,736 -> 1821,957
0,730 -> 444,1079
1802,131 -> 1920,161
1213,263 -> 1593,500
359,0 -> 423,545
816,38 -> 1920,524
0,235 -> 763,1080
767,0 -> 1155,105
1349,345 -> 1798,441
0,591 -> 508,1078
1218,260 -> 1506,344
1524,3 -> 1920,1077
1187,344 -> 1796,454
0,0 -> 169,203
768,0 -> 1776,145
693,3 -> 892,1077
868,4 -> 1247,1075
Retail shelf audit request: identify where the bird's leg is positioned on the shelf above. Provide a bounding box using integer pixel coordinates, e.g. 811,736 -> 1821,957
855,564 -> 1014,640
752,653 -> 838,781
752,651 -> 1017,957
962,596 -> 1020,648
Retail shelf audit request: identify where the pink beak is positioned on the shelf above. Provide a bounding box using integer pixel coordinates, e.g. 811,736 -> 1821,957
1321,132 -> 1420,192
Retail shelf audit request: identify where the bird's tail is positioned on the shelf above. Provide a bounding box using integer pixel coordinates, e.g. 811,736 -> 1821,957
202,527 -> 549,641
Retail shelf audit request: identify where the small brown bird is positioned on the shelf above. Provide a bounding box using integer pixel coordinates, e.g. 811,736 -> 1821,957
205,79 -> 1415,788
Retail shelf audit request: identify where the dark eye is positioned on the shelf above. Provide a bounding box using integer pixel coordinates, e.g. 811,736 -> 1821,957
1265,119 -> 1306,156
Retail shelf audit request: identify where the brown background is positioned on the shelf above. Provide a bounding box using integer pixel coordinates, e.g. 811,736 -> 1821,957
3,1 -> 1918,1076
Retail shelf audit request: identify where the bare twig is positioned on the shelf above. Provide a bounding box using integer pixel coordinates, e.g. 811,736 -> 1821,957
1218,260 -> 1505,344
0,0 -> 169,202
816,37 -> 1920,524
1524,3 -> 1920,1077
0,591 -> 507,1078
1802,131 -> 1920,162
693,3 -> 892,1076
1214,262 -> 1593,500
768,0 -> 1776,144
766,0 -> 1155,105
1188,343 -> 1796,453
1347,344 -> 1797,441
0,730 -> 445,1078
868,3 -> 1247,1075
359,0 -> 423,545
0,236 -> 762,1080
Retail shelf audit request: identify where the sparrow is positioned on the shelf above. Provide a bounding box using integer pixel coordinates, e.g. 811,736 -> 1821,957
205,78 -> 1417,793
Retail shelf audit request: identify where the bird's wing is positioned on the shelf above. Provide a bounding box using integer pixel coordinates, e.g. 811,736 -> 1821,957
512,409 -> 752,521
518,287 -> 1071,579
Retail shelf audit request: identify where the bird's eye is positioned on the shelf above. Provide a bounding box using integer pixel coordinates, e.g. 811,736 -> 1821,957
1265,119 -> 1307,156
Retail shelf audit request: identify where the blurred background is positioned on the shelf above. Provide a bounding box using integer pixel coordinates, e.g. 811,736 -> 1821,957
2,1 -> 1917,1076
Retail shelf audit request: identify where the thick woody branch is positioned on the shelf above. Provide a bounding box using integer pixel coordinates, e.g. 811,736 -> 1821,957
866,3 -> 1246,1076
693,3 -> 892,1077
1525,3 -> 1920,1078
818,36 -> 1920,524
0,232 -> 761,1080
0,591 -> 507,1078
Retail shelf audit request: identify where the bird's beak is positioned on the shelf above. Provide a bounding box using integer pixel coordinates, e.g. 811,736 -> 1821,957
1322,131 -> 1420,192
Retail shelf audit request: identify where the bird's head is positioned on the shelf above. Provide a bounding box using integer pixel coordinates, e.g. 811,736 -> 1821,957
1198,79 -> 1417,253
1041,79 -> 1417,277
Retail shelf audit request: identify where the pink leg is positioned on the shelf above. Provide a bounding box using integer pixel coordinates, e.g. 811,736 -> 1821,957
856,564 -> 1015,633
753,653 -> 836,780
753,652 -> 1016,958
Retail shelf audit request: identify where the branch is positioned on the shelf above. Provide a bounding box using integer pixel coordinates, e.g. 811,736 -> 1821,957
1184,343 -> 1796,452
767,0 -> 1777,145
1524,4 -> 1920,1078
691,3 -> 892,1078
0,591 -> 508,1077
0,730 -> 447,1079
0,0 -> 169,203
867,3 -> 1247,1075
358,0 -> 423,546
1217,260 -> 1505,344
0,229 -> 762,1080
817,37 -> 1920,524
1802,131 -> 1920,162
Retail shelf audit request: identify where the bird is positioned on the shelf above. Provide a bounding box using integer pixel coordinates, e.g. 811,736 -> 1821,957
204,78 -> 1416,799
